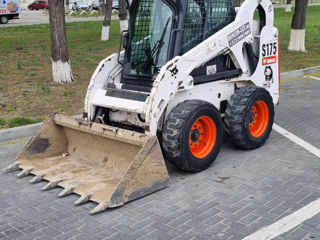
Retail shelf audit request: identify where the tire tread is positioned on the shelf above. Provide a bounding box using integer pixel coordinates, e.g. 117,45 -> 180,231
225,86 -> 274,150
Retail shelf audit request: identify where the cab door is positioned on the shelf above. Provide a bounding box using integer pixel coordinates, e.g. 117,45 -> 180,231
33,1 -> 39,9
39,1 -> 45,9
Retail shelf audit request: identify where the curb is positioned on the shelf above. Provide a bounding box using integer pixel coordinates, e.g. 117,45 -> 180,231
280,65 -> 320,80
1,66 -> 319,143
273,3 -> 320,8
0,123 -> 41,143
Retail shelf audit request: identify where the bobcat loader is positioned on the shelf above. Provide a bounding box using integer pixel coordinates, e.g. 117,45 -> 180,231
5,0 -> 280,214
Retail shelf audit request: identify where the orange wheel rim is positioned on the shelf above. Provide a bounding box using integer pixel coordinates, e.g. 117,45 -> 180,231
189,116 -> 216,159
249,100 -> 269,138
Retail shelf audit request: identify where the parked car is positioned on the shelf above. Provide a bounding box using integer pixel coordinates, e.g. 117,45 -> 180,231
0,0 -> 21,24
91,1 -> 100,10
28,1 -> 48,10
71,1 -> 89,11
112,0 -> 119,10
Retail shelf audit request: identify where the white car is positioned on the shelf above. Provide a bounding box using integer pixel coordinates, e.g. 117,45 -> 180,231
71,1 -> 89,11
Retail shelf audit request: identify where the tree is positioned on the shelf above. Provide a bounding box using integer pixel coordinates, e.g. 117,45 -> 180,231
119,0 -> 128,32
288,0 -> 309,52
49,0 -> 74,84
99,0 -> 106,14
285,0 -> 292,12
101,0 -> 112,41
234,0 -> 241,7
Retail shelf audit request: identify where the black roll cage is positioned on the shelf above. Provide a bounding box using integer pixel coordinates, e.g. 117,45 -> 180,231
121,0 -> 237,89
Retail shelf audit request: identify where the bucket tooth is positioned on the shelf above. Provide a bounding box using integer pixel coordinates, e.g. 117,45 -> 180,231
74,194 -> 91,205
17,168 -> 33,178
90,203 -> 107,214
58,187 -> 74,197
42,180 -> 62,191
29,174 -> 44,184
3,162 -> 20,173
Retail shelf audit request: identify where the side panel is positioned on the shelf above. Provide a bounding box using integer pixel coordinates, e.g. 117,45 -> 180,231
84,53 -> 123,120
0,0 -> 21,15
250,26 -> 280,105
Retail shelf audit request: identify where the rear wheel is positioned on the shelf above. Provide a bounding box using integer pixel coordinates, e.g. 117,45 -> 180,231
0,15 -> 8,24
43,7 -> 47,10
225,86 -> 274,150
162,100 -> 223,172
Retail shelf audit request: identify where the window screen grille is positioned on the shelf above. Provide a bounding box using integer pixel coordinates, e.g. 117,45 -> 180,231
181,0 -> 235,54
129,0 -> 153,65
127,0 -> 173,75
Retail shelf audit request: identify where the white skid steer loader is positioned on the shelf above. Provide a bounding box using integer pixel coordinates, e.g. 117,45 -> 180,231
5,0 -> 280,214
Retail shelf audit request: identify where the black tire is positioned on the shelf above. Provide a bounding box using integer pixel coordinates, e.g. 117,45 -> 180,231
0,15 -> 8,24
225,86 -> 274,150
162,100 -> 223,172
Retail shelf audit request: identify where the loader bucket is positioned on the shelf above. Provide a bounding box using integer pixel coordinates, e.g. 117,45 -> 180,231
4,114 -> 170,214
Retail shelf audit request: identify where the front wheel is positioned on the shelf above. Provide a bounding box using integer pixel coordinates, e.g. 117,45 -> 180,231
225,86 -> 274,150
162,100 -> 223,172
0,15 -> 8,24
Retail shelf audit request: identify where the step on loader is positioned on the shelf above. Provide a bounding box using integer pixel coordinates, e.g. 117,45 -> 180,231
5,0 -> 280,214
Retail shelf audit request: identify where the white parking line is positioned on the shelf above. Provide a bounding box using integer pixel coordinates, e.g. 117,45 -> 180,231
304,75 -> 320,81
242,124 -> 320,240
273,124 -> 320,158
242,198 -> 320,240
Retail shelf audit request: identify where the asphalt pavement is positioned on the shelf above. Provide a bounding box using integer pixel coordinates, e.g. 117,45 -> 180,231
0,74 -> 320,240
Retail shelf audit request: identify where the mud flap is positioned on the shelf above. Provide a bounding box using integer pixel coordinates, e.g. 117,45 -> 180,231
4,114 -> 170,214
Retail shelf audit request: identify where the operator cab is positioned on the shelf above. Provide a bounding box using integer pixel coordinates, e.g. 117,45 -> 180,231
120,0 -> 237,92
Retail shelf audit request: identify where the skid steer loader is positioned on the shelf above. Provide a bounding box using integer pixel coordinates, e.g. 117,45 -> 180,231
5,0 -> 280,214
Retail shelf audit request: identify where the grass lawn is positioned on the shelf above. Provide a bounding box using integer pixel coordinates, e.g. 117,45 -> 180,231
0,20 -> 120,129
274,6 -> 320,72
0,6 -> 319,128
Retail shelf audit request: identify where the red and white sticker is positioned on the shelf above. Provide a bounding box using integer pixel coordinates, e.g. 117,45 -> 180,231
262,56 -> 277,66
261,42 -> 277,66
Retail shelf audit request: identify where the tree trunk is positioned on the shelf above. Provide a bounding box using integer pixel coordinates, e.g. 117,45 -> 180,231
101,0 -> 112,41
285,0 -> 291,12
234,0 -> 241,7
99,0 -> 106,15
49,0 -> 74,84
119,0 -> 128,32
288,0 -> 308,52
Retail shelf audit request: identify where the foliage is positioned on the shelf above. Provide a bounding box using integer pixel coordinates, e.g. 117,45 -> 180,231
0,118 -> 7,126
8,117 -> 42,128
274,6 -> 320,71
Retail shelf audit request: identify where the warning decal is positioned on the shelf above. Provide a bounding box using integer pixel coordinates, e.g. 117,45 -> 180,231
227,22 -> 251,47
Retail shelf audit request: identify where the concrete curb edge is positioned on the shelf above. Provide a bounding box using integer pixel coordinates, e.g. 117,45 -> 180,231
0,123 -> 41,143
0,66 -> 319,143
280,65 -> 320,80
